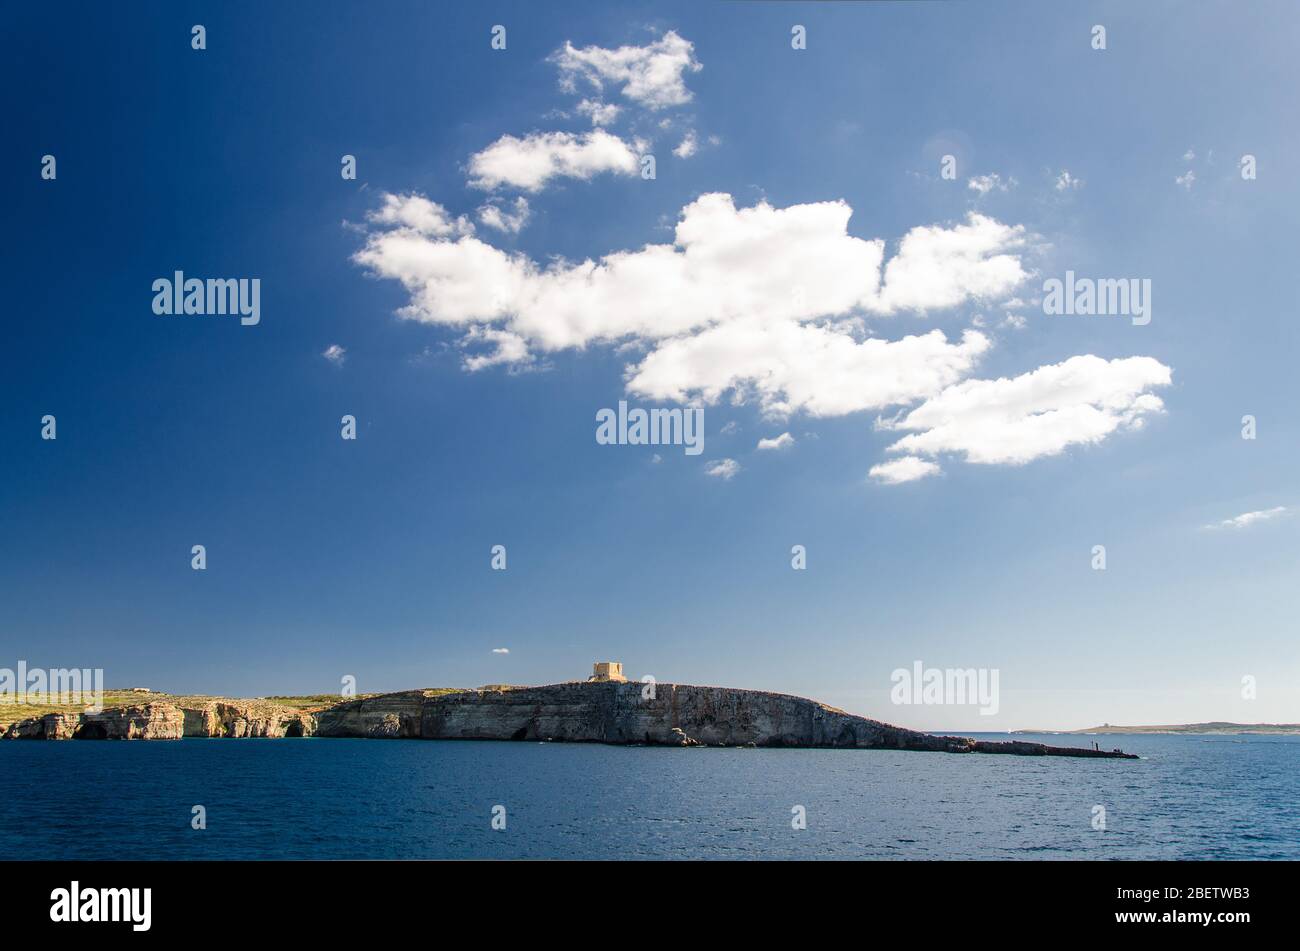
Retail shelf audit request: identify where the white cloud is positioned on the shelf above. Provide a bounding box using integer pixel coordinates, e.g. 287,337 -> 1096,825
354,194 -> 1030,417
879,355 -> 1172,467
629,323 -> 990,417
1054,169 -> 1083,191
461,327 -> 531,372
492,647 -> 510,654
322,344 -> 346,365
869,456 -> 940,484
967,174 -> 1014,195
873,213 -> 1029,313
368,193 -> 473,237
468,130 -> 638,191
1204,507 -> 1289,530
1175,170 -> 1196,190
673,131 -> 698,159
477,197 -> 531,234
705,458 -> 740,479
756,432 -> 794,451
551,31 -> 702,110
355,192 -> 1173,482
1183,149 -> 1196,162
575,98 -> 620,126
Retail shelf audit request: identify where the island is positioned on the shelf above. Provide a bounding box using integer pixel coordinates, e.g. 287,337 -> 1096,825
1,663 -> 1137,758
1054,721 -> 1300,736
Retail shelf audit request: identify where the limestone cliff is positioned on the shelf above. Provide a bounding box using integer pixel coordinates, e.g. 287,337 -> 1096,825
1,699 -> 311,740
2,703 -> 185,740
313,682 -> 1136,758
180,700 -> 315,738
1,682 -> 1136,757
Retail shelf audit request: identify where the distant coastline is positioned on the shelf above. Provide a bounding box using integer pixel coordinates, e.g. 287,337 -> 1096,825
1015,722 -> 1300,736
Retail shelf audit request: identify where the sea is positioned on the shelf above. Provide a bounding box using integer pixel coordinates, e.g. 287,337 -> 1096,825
2,733 -> 1296,860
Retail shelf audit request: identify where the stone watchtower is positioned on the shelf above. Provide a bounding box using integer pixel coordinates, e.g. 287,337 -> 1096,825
588,661 -> 627,683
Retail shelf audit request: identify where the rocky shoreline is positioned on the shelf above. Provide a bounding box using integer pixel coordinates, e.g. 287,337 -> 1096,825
1,682 -> 1137,758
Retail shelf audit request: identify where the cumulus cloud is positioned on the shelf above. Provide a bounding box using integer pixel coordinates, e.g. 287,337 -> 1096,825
477,197 -> 531,234
551,31 -> 702,110
354,193 -> 1029,415
354,192 -> 1171,478
869,456 -> 940,484
467,130 -> 638,191
355,195 -> 1025,408
492,647 -> 510,654
873,214 -> 1029,313
1175,169 -> 1196,190
368,193 -> 473,237
757,432 -> 795,451
1204,507 -> 1289,530
705,458 -> 740,480
629,323 -> 990,417
322,344 -> 346,366
879,355 -> 1172,466
673,131 -> 698,159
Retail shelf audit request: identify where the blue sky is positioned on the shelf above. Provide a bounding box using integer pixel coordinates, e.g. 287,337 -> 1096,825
5,1 -> 1299,730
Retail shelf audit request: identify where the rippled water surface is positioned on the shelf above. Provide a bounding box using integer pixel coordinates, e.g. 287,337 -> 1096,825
2,734 -> 1296,859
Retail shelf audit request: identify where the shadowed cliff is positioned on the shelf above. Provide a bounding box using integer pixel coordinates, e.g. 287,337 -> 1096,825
314,682 -> 1138,758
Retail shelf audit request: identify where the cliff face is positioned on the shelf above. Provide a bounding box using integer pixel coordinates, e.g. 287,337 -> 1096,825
2,703 -> 185,740
1,699 -> 312,740
180,700 -> 315,738
1,683 -> 1136,757
314,682 -> 1136,758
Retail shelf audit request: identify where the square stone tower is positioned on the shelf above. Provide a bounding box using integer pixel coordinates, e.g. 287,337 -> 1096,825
589,662 -> 627,683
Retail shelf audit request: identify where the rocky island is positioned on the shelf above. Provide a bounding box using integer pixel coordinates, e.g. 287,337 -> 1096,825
1062,721 -> 1300,735
1,666 -> 1136,759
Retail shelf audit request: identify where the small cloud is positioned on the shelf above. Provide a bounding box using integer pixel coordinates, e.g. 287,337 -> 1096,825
869,456 -> 941,485
1054,169 -> 1083,191
1000,312 -> 1027,330
550,30 -> 702,111
705,458 -> 740,480
1203,506 -> 1288,531
1176,170 -> 1196,190
719,421 -> 739,435
477,196 -> 531,234
322,344 -> 347,365
673,131 -> 698,159
650,453 -> 663,464
468,130 -> 638,192
492,647 -> 510,654
461,328 -> 531,371
575,98 -> 620,126
756,432 -> 795,451
1183,148 -> 1196,162
967,174 -> 1014,195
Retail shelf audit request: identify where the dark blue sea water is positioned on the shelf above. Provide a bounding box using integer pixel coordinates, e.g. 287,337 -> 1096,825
2,734 -> 1296,859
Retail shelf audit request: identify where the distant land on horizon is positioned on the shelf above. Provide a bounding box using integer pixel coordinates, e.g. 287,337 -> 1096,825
1014,722 -> 1300,736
